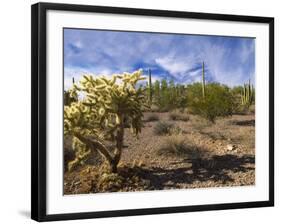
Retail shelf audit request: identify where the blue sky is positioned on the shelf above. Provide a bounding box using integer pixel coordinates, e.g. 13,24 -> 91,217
64,28 -> 255,89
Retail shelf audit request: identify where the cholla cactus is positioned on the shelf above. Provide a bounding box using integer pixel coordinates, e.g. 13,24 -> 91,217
64,70 -> 147,172
64,87 -> 78,106
64,77 -> 78,105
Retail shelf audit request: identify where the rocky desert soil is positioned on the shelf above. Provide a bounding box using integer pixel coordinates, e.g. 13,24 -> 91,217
64,112 -> 255,194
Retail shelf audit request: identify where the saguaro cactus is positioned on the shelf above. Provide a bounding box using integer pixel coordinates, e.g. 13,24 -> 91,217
64,77 -> 78,106
64,70 -> 147,173
148,68 -> 152,105
202,61 -> 206,99
241,79 -> 254,106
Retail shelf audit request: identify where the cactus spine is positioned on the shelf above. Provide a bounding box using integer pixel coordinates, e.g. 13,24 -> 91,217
241,79 -> 254,106
202,61 -> 206,99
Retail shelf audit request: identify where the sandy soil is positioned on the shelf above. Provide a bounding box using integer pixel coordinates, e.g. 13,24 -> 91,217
64,112 -> 255,194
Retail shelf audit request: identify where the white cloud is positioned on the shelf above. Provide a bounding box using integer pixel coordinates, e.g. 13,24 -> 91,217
155,57 -> 186,74
189,69 -> 201,77
64,29 -> 255,87
240,39 -> 255,63
155,55 -> 197,80
74,41 -> 83,49
64,66 -> 150,90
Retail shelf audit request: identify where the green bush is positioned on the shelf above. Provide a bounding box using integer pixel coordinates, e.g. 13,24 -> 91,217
151,79 -> 188,111
187,83 -> 235,123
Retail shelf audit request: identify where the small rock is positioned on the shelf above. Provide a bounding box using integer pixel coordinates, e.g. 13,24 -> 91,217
226,144 -> 236,151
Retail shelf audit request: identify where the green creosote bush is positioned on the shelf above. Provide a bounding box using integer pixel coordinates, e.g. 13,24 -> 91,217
187,83 -> 235,123
64,70 -> 148,173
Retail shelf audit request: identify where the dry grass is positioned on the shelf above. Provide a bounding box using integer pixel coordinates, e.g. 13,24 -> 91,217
157,135 -> 203,159
153,121 -> 174,135
169,111 -> 189,121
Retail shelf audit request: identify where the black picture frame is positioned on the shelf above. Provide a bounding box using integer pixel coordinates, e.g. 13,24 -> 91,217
31,2 -> 274,222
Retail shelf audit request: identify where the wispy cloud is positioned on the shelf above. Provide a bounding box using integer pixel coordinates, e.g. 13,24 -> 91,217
64,29 -> 255,89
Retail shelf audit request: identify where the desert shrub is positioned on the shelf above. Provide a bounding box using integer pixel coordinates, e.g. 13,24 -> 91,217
146,113 -> 160,122
153,121 -> 174,135
232,104 -> 248,115
157,135 -> 202,159
169,126 -> 184,135
157,135 -> 187,156
153,121 -> 184,135
233,103 -> 255,115
169,112 -> 189,121
187,83 -> 235,123
151,79 -> 188,111
249,105 -> 255,114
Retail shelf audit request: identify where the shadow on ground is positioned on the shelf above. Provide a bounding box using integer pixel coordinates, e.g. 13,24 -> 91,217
127,154 -> 255,189
232,119 -> 255,126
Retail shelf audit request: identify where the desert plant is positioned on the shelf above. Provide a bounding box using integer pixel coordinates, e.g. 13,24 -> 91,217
202,61 -> 206,99
249,104 -> 255,114
187,83 -> 235,123
64,70 -> 147,173
169,111 -> 189,121
157,135 -> 202,159
241,79 -> 254,107
64,77 -> 78,106
147,68 -> 153,105
169,126 -> 184,135
157,135 -> 188,156
153,121 -> 174,135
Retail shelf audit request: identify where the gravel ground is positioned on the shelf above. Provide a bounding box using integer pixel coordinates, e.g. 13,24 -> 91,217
64,112 -> 255,194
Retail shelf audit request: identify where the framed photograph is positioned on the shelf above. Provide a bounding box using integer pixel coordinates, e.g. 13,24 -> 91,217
31,2 -> 274,222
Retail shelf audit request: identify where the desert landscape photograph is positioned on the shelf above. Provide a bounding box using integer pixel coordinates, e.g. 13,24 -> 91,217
63,28 -> 255,195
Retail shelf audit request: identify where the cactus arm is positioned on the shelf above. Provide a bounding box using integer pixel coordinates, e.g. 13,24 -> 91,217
202,61 -> 206,99
148,68 -> 152,104
241,79 -> 254,107
73,132 -> 114,164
